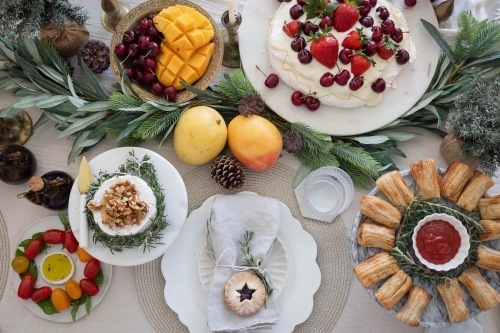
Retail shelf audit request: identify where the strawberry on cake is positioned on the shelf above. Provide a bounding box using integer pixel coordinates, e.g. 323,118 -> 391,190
268,0 -> 416,109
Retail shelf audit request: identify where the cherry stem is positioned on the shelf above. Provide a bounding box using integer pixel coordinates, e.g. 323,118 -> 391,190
255,65 -> 268,78
120,51 -> 132,65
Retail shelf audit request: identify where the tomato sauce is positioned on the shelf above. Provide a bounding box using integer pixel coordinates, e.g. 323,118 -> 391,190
415,219 -> 461,264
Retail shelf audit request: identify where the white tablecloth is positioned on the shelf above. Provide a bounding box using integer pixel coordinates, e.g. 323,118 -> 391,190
1,0 -> 500,332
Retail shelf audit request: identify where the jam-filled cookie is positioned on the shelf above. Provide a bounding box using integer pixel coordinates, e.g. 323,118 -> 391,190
224,272 -> 266,316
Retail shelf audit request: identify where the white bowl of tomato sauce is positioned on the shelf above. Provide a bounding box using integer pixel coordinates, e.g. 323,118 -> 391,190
412,213 -> 470,271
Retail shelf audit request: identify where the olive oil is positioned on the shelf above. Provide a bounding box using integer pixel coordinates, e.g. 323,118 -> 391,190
42,253 -> 73,283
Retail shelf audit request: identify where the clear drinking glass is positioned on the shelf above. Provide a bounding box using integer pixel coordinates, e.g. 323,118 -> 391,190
302,167 -> 354,222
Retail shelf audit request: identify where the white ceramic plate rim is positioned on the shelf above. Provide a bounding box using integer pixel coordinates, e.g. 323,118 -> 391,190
11,216 -> 113,322
161,191 -> 321,333
239,0 -> 441,135
412,213 -> 470,271
198,237 -> 289,298
67,147 -> 188,266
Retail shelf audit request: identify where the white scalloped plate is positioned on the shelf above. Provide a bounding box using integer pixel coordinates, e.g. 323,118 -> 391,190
198,237 -> 289,298
161,191 -> 320,333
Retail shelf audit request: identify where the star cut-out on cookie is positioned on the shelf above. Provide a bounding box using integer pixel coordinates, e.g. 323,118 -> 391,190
237,283 -> 256,302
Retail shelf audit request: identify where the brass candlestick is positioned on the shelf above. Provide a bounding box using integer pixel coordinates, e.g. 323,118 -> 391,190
221,11 -> 242,68
101,0 -> 131,33
0,111 -> 32,147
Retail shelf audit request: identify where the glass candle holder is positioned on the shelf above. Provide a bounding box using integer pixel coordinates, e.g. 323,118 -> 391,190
221,10 -> 242,68
302,167 -> 354,222
0,110 -> 32,147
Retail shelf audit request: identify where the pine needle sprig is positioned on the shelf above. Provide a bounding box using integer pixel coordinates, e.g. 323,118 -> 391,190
239,231 -> 273,301
86,152 -> 168,253
108,92 -> 143,110
291,122 -> 339,169
215,71 -> 258,103
330,140 -> 382,179
135,109 -> 183,140
390,196 -> 483,285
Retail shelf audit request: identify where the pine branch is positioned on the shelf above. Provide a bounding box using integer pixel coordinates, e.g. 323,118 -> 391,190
215,70 -> 258,102
291,122 -> 339,169
117,133 -> 144,147
105,127 -> 123,139
135,109 -> 182,140
337,160 -> 370,188
108,92 -> 143,110
331,140 -> 381,179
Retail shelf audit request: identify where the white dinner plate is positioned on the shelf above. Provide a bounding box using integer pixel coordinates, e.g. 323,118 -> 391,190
198,237 -> 289,298
162,192 -> 321,333
239,0 -> 440,135
68,147 -> 188,266
11,216 -> 113,322
351,169 -> 500,327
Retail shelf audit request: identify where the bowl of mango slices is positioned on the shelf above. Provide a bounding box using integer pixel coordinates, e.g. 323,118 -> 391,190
110,0 -> 223,103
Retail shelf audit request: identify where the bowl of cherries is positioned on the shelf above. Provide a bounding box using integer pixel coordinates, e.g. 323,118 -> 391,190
109,0 -> 223,103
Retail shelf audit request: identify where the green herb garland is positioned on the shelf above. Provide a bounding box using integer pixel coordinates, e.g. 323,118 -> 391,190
390,196 -> 484,285
85,151 -> 168,253
1,12 -> 499,186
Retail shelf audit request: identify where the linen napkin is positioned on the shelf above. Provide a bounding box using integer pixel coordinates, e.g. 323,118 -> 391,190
207,194 -> 280,332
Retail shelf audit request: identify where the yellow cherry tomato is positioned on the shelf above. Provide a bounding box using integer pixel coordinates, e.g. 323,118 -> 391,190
65,280 -> 82,300
11,256 -> 29,273
51,288 -> 71,311
77,246 -> 93,263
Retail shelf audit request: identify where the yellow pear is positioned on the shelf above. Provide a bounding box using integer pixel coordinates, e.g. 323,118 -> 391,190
173,106 -> 227,165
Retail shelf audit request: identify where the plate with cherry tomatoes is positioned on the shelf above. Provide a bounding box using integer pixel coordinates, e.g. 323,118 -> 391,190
11,215 -> 113,322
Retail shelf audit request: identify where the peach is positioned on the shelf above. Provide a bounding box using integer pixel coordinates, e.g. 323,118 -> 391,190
227,115 -> 282,171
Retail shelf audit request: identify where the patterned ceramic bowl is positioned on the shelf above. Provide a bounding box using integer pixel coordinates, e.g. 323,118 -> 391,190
412,213 -> 470,271
109,0 -> 223,103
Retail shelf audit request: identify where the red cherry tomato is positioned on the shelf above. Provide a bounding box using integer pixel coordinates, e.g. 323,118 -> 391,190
18,273 -> 35,300
80,278 -> 99,296
42,229 -> 66,244
83,259 -> 101,279
64,231 -> 78,254
24,238 -> 44,260
31,286 -> 52,303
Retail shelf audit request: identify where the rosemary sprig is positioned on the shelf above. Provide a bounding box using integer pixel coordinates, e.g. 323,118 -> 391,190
239,230 -> 273,300
85,151 -> 168,253
390,196 -> 482,285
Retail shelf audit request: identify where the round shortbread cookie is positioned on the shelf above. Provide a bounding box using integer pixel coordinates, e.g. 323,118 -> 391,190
224,272 -> 266,316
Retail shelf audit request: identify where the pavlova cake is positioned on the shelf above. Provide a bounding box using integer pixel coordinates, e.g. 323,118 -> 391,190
268,0 -> 416,109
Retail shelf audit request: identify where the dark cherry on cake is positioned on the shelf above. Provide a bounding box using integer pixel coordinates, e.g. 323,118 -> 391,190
305,95 -> 321,111
404,0 -> 417,7
291,91 -> 305,106
371,78 -> 386,93
256,65 -> 280,88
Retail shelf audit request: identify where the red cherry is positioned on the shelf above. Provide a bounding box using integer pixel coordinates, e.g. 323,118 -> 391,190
144,57 -> 157,70
147,13 -> 156,21
147,42 -> 160,57
143,70 -> 156,84
303,21 -> 319,36
139,18 -> 152,32
371,78 -> 386,93
134,69 -> 143,82
151,81 -> 164,95
376,6 -> 389,20
334,70 -> 350,86
265,73 -> 280,88
162,86 -> 177,101
320,72 -> 335,87
391,28 -> 404,43
147,26 -> 159,38
114,43 -> 127,58
124,67 -> 134,79
339,48 -> 353,64
370,0 -> 377,6
349,76 -> 364,91
381,19 -> 395,34
291,91 -> 304,106
289,4 -> 304,20
304,96 -> 320,111
395,49 -> 410,65
363,40 -> 378,56
371,26 -> 383,42
290,36 -> 306,52
319,16 -> 333,29
298,49 -> 312,64
404,0 -> 417,7
359,0 -> 372,16
359,16 -> 374,28
123,30 -> 136,44
138,35 -> 152,50
297,0 -> 307,5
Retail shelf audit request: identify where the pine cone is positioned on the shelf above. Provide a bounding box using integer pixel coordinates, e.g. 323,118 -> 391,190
77,39 -> 110,74
62,57 -> 74,77
238,95 -> 264,117
211,155 -> 245,191
282,131 -> 303,153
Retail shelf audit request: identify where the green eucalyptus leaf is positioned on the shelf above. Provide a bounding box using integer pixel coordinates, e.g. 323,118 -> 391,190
375,130 -> 415,141
67,131 -> 90,164
80,61 -> 108,101
0,105 -> 22,117
1,46 -> 16,62
421,19 -> 456,64
431,56 -> 451,90
116,121 -> 142,141
351,135 -> 389,144
292,164 -> 312,188
59,111 -> 107,137
180,82 -> 221,100
401,90 -> 443,117
35,95 -> 68,108
12,94 -> 50,108
146,100 -> 178,112
23,38 -> 42,65
78,101 -> 111,112
68,96 -> 87,108
423,105 -> 441,127
37,65 -> 67,86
